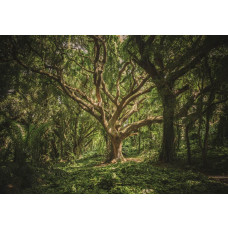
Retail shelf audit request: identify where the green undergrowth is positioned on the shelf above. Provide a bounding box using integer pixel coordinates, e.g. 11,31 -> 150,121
176,147 -> 228,175
17,151 -> 228,194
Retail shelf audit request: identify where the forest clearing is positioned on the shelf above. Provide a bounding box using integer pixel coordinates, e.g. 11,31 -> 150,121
1,35 -> 228,194
1,149 -> 228,194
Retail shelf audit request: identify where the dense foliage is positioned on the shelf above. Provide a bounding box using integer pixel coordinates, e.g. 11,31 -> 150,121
0,35 -> 228,194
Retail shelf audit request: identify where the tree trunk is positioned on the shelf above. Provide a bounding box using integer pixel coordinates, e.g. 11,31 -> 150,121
202,111 -> 210,167
197,81 -> 204,151
104,133 -> 113,163
108,136 -> 125,163
159,94 -> 176,162
51,138 -> 59,160
185,124 -> 191,165
215,115 -> 225,146
138,131 -> 141,154
202,91 -> 214,167
60,140 -> 63,160
176,122 -> 181,151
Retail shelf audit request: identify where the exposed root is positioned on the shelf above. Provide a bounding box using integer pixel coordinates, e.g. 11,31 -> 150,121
96,157 -> 143,168
110,157 -> 126,164
125,157 -> 144,163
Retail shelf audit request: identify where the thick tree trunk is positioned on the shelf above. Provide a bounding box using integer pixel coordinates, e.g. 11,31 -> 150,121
111,138 -> 125,162
106,136 -> 125,163
159,94 -> 176,162
104,133 -> 113,162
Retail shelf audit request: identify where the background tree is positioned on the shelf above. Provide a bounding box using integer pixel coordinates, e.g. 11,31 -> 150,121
125,35 -> 228,162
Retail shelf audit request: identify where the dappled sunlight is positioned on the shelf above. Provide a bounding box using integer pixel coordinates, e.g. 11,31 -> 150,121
0,35 -> 228,194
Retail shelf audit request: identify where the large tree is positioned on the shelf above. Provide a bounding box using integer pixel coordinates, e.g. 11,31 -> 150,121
126,35 -> 228,162
3,35 -> 163,162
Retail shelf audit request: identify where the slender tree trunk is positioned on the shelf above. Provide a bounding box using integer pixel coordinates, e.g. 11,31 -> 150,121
73,143 -> 78,158
202,91 -> 214,167
138,131 -> 141,154
60,140 -> 63,160
51,138 -> 58,160
215,115 -> 225,146
185,124 -> 191,165
148,125 -> 153,150
159,94 -> 176,162
202,111 -> 210,167
73,141 -> 82,159
73,114 -> 79,159
197,88 -> 204,151
176,122 -> 181,151
198,114 -> 203,151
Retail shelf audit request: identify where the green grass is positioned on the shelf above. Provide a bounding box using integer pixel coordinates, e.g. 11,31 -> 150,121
18,151 -> 228,194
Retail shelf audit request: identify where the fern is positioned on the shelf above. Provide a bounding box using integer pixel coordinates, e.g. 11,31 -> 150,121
8,121 -> 51,163
28,122 -> 51,162
9,121 -> 26,163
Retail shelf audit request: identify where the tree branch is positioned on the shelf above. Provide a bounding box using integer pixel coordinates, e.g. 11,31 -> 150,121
121,116 -> 163,138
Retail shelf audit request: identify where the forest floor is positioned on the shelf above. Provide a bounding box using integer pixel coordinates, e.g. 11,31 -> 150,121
1,150 -> 228,194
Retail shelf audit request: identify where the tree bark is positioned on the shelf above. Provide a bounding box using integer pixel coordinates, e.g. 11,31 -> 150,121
159,94 -> 176,162
215,115 -> 225,146
176,122 -> 181,151
138,132 -> 141,154
60,140 -> 63,159
202,91 -> 214,167
51,138 -> 59,160
197,96 -> 203,151
202,110 -> 210,167
73,142 -> 81,159
185,124 -> 191,165
109,136 -> 125,163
